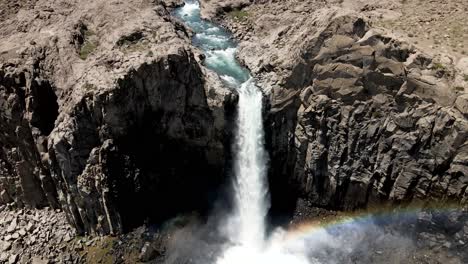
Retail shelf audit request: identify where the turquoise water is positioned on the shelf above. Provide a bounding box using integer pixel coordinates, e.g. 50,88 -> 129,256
173,1 -> 250,86
171,3 -> 468,264
174,1 -> 274,263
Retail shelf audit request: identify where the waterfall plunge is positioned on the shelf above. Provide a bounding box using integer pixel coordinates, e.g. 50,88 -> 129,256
174,2 -> 309,263
229,79 -> 269,248
218,82 -> 310,264
169,3 -> 458,264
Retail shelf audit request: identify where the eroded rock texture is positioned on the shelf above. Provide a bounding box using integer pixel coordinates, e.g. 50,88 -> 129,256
0,66 -> 59,210
2,0 -> 467,237
1,0 -> 235,234
286,24 -> 468,209
48,48 -> 231,235
212,1 -> 468,211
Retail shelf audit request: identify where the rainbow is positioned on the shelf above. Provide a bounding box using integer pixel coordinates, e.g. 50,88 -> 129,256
282,203 -> 467,242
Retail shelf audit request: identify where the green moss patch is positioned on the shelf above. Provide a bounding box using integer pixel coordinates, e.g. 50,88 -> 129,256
79,29 -> 98,60
228,9 -> 249,21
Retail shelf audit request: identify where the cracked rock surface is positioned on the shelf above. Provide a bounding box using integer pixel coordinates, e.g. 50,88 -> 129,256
204,0 -> 468,211
1,0 -> 235,235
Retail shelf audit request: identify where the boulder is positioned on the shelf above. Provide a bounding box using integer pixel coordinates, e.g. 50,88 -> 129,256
200,0 -> 252,20
455,94 -> 468,115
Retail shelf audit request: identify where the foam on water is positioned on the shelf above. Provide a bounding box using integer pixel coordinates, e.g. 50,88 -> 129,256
172,2 -> 467,264
174,0 -> 249,84
205,48 -> 249,81
177,1 -> 199,20
228,79 -> 269,247
174,1 -> 312,263
220,75 -> 241,88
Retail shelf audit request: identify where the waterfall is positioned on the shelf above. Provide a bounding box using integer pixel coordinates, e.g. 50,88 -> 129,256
174,2 -> 269,248
231,79 -> 269,248
170,3 -> 465,264
174,2 -> 308,263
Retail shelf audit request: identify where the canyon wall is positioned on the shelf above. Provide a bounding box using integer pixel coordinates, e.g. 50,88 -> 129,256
1,0 -> 467,236
0,0 -> 235,234
205,0 -> 468,211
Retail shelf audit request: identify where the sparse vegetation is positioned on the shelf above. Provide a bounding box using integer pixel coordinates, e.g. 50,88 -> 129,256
451,24 -> 464,38
83,82 -> 96,91
117,32 -> 150,54
454,86 -> 464,92
464,74 -> 468,82
372,111 -> 384,119
431,62 -> 445,70
83,28 -> 95,39
122,42 -> 150,54
83,237 -> 117,264
79,29 -> 98,60
375,0 -> 467,58
228,9 -> 249,21
79,41 -> 97,60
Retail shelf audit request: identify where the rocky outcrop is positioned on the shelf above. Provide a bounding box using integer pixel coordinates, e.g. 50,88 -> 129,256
2,0 -> 466,238
49,46 -> 238,235
209,0 -> 468,210
200,0 -> 252,20
1,0 -> 235,235
0,65 -> 59,210
0,208 -> 80,263
161,0 -> 185,9
285,24 -> 467,209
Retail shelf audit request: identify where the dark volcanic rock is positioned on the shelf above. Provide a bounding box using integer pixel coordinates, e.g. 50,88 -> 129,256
1,0 -> 236,235
0,66 -> 59,209
0,208 -> 79,264
210,0 -> 468,211
48,48 -> 232,235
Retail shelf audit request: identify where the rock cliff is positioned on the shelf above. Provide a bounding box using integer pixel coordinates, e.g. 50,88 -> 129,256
1,0 -> 467,238
0,0 -> 235,235
204,0 -> 468,211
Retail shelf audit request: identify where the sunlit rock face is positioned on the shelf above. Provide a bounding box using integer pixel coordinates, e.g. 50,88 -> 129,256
0,0 -> 236,235
209,1 -> 468,212
281,26 -> 468,210
0,0 -> 466,247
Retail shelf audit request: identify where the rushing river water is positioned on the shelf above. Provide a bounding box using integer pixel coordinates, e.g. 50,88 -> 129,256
174,1 -> 292,263
174,1 -> 250,85
174,0 -> 270,247
174,2 -> 311,263
171,2 -> 468,264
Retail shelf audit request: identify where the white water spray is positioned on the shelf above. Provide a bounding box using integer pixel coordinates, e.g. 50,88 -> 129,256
169,3 -> 458,264
229,79 -> 269,247
175,2 -> 310,263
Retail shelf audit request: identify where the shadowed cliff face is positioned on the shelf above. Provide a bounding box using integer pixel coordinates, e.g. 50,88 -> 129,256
47,50 -> 232,234
0,0 -> 237,235
206,0 -> 468,215
0,68 -> 59,209
1,0 -> 467,239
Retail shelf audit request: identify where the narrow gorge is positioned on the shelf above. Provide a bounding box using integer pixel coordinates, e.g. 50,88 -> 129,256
0,0 -> 467,263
